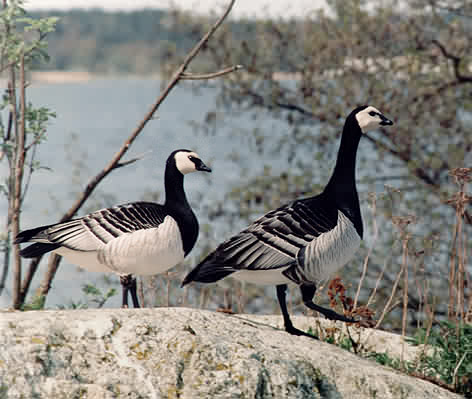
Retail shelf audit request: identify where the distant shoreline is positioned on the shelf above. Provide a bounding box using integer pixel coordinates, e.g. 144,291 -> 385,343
31,70 -> 105,83
0,70 -> 164,86
0,70 -> 302,86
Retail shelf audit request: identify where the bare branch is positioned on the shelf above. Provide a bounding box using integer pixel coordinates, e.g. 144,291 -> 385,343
238,84 -> 319,119
30,0 -> 239,302
432,39 -> 472,83
115,150 -> 153,169
274,100 -> 317,117
181,65 -> 244,80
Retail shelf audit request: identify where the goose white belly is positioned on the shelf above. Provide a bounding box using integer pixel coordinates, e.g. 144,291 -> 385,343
232,267 -> 292,285
54,247 -> 112,273
55,216 -> 185,276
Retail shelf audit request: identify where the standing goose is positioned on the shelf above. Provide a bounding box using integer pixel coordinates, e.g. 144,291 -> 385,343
183,106 -> 393,337
15,149 -> 211,308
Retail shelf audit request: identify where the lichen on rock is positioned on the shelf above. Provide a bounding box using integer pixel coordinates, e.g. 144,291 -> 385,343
0,308 -> 462,399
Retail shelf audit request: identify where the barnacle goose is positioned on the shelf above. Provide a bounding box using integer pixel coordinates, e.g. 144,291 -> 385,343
15,149 -> 211,308
182,106 -> 393,337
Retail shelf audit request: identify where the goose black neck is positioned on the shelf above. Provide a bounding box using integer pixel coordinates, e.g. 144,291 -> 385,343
164,165 -> 189,209
163,161 -> 199,255
323,115 -> 364,238
324,118 -> 362,195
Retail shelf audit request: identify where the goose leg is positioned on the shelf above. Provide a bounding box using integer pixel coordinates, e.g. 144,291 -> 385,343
129,276 -> 140,308
276,284 -> 317,338
300,283 -> 355,323
120,275 -> 134,308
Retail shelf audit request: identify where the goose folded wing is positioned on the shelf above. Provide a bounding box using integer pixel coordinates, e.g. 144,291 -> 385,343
39,202 -> 169,251
207,200 -> 338,272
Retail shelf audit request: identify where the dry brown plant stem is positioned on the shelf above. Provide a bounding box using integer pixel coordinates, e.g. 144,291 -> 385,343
374,243 -> 403,329
365,254 -> 390,309
456,197 -> 464,322
411,254 -> 426,330
401,236 -> 409,365
448,221 -> 458,320
416,301 -> 435,379
353,193 -> 378,310
446,168 -> 471,324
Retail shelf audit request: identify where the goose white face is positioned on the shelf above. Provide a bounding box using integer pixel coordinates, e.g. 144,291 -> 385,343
174,151 -> 211,175
355,106 -> 393,133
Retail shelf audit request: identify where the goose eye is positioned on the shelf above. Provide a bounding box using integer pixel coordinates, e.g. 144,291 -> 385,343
188,155 -> 200,166
368,111 -> 376,117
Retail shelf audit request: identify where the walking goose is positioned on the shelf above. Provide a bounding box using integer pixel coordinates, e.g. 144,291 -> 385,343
182,106 -> 393,337
15,149 -> 211,308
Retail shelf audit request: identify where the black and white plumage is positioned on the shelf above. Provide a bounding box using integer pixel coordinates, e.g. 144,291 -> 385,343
15,149 -> 211,308
183,106 -> 393,337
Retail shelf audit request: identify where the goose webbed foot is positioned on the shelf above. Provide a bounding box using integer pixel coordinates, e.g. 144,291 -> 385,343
300,283 -> 356,323
285,322 -> 319,339
308,305 -> 356,323
276,284 -> 317,339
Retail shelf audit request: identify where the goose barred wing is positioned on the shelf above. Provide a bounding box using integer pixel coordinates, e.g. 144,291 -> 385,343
22,201 -> 168,251
184,197 -> 337,284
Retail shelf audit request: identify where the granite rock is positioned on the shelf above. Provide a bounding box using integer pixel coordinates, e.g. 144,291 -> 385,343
0,308 -> 460,399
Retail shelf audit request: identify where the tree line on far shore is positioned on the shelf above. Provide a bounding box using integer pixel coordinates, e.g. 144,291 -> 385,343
29,8 -> 256,74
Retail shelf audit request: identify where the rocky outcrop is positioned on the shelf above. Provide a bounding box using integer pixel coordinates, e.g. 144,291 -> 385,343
0,308 -> 460,398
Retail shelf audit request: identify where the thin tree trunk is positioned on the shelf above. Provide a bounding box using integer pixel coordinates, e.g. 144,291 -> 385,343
11,53 -> 26,309
0,0 -> 11,298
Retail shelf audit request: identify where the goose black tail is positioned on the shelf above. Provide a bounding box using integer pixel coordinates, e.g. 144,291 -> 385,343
182,257 -> 235,287
18,243 -> 60,258
14,224 -> 54,244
